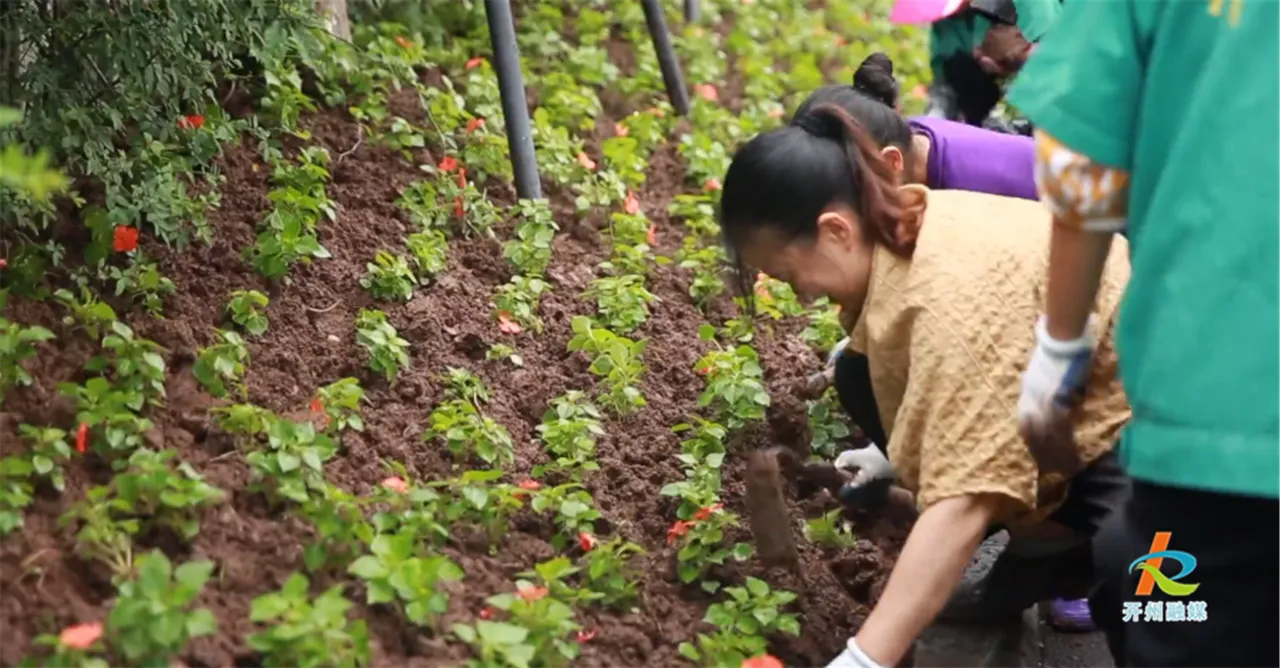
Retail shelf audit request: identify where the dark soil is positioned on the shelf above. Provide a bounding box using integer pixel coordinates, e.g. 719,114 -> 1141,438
0,24 -> 910,668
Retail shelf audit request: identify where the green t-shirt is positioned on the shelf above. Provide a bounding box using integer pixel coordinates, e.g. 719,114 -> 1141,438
928,0 -> 1063,83
1008,1 -> 1279,499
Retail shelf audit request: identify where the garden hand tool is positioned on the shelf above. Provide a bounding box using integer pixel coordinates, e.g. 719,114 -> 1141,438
744,447 -> 854,570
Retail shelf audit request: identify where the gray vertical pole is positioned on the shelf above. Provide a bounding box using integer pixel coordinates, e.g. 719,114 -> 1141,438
684,0 -> 700,23
483,0 -> 541,199
640,0 -> 691,116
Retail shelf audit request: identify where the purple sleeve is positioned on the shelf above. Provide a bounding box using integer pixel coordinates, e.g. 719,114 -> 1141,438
908,117 -> 1039,201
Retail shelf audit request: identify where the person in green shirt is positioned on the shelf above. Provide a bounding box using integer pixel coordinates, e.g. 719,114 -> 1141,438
893,0 -> 1060,132
1007,0 -> 1279,665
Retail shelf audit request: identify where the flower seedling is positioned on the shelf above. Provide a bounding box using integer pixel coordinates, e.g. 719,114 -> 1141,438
96,447 -> 225,540
566,316 -> 648,415
212,402 -> 276,440
804,507 -> 856,549
19,424 -> 71,492
807,389 -> 852,458
485,343 -> 524,367
101,255 -> 176,315
313,377 -> 366,434
800,297 -> 845,354
88,320 -> 167,405
0,456 -> 34,536
669,505 -> 754,592
21,622 -> 109,668
694,325 -> 771,432
355,309 -> 410,383
443,367 -> 491,406
433,470 -> 525,548
193,329 -> 250,399
249,573 -> 372,668
503,199 -> 559,277
583,274 -> 658,334
661,453 -> 725,520
406,229 -> 449,279
484,584 -> 582,666
676,239 -> 728,308
298,481 -> 374,573
706,577 -> 801,638
580,536 -> 646,610
0,317 -> 54,403
59,376 -> 155,462
106,550 -> 217,666
492,275 -> 551,334
226,289 -> 270,336
425,398 -> 515,467
347,529 -> 465,628
360,250 -> 418,302
529,482 -> 601,548
672,418 -> 729,459
535,392 -> 604,477
53,287 -> 118,340
61,486 -> 138,576
516,556 -> 591,605
451,620 -> 537,668
245,418 -> 338,505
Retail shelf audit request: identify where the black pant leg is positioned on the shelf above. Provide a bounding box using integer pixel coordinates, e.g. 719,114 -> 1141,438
1103,480 -> 1279,667
832,351 -> 888,449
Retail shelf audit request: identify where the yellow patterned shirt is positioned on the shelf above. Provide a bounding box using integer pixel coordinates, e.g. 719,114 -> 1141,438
847,189 -> 1132,526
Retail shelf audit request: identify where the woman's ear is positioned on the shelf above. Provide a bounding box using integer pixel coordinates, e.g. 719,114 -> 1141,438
880,146 -> 905,173
894,184 -> 929,247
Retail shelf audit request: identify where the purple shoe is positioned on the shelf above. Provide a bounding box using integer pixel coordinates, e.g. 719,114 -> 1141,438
1048,598 -> 1096,632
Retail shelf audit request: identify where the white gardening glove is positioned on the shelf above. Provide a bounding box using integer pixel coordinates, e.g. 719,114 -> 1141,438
826,637 -> 887,668
1016,315 -> 1095,474
834,444 -> 895,508
826,337 -> 850,369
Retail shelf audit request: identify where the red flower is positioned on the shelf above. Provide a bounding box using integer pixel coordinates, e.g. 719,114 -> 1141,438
439,155 -> 459,173
479,607 -> 495,620
497,312 -> 522,335
576,152 -> 597,171
456,168 -> 468,188
113,226 -> 139,253
395,36 -> 412,49
59,622 -> 103,650
578,532 -> 597,551
667,520 -> 695,545
466,117 -> 485,133
518,479 -> 541,491
623,192 -> 640,215
613,122 -> 629,137
576,628 -> 598,643
516,585 -> 549,602
75,423 -> 89,454
0,258 -> 7,269
742,655 -> 785,668
696,365 -> 712,376
453,196 -> 465,219
380,476 -> 409,493
178,114 -> 205,130
694,83 -> 719,103
309,397 -> 324,414
704,178 -> 722,192
693,503 -> 724,521
465,56 -> 486,70
646,224 -> 657,246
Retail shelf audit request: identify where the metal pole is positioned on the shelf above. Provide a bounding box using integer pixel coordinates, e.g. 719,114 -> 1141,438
640,0 -> 691,116
684,0 -> 700,23
483,0 -> 541,199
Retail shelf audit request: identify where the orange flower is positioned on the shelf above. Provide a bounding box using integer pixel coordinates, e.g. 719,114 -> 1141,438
177,114 -> 205,130
742,655 -> 784,668
380,476 -> 409,493
646,224 -> 657,246
518,479 -> 541,491
613,122 -> 629,137
694,83 -> 719,103
693,503 -> 724,521
466,117 -> 485,133
624,192 -> 640,215
438,155 -> 459,172
695,365 -> 712,376
75,423 -> 88,454
576,628 -> 599,643
576,152 -> 597,171
479,607 -> 495,620
309,397 -> 324,414
395,36 -> 412,49
516,585 -> 549,601
113,226 -> 139,252
667,520 -> 695,545
465,56 -> 486,70
650,107 -> 666,118
497,312 -> 522,335
59,622 -> 102,650
911,84 -> 928,100
578,532 -> 597,551
453,196 -> 465,219
704,178 -> 722,192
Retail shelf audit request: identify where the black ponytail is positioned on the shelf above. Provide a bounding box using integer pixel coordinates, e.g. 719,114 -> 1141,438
719,104 -> 909,302
791,54 -> 914,175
